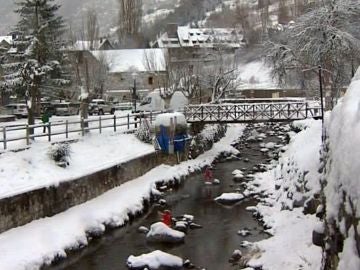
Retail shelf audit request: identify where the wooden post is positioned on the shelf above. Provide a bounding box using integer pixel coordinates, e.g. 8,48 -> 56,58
3,126 -> 6,150
99,116 -> 102,134
113,115 -> 117,132
127,114 -> 130,129
26,125 -> 30,145
81,117 -> 85,136
48,122 -> 51,142
65,120 -> 69,139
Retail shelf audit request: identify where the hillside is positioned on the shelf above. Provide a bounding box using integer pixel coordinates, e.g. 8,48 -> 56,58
0,0 -> 177,34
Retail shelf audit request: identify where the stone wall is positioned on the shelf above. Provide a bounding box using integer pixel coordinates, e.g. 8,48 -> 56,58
0,152 -> 175,234
0,124 -> 226,234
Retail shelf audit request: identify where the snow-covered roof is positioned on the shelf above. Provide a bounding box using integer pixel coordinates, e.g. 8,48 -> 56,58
156,26 -> 244,48
91,49 -> 167,73
0,36 -> 12,44
70,39 -> 112,51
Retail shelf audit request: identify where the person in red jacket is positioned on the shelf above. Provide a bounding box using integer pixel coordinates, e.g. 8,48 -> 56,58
161,210 -> 172,227
204,166 -> 213,182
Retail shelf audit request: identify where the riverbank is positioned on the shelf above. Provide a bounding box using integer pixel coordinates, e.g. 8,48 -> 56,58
243,119 -> 323,269
0,124 -> 245,270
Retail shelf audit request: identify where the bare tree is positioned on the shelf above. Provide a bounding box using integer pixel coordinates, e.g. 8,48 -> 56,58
117,0 -> 143,48
86,9 -> 99,50
265,0 -> 360,108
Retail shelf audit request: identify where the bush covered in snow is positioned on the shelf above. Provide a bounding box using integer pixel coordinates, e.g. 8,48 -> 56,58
48,143 -> 71,167
135,119 -> 152,144
189,124 -> 227,159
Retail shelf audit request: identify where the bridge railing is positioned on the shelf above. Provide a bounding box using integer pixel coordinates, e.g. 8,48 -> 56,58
184,102 -> 322,123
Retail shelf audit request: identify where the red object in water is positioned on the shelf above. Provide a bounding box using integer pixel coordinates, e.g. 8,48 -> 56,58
204,167 -> 213,182
162,210 -> 172,227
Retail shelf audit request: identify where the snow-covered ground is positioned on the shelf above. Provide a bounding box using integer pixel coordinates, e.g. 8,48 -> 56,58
324,68 -> 360,270
0,129 -> 154,199
235,61 -> 278,90
0,110 -> 135,151
0,124 -> 244,270
245,119 -> 323,269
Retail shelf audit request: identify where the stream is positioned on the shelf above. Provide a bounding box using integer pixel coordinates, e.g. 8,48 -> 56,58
47,123 -> 287,270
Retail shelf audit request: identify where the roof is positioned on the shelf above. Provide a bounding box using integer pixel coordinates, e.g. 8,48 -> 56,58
156,26 -> 244,48
70,39 -> 112,51
91,49 -> 167,73
0,36 -> 12,44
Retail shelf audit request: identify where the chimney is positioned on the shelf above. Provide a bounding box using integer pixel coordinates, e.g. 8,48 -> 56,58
166,23 -> 178,38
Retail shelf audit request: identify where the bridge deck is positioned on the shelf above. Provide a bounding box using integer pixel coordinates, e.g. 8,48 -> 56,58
184,102 -> 321,123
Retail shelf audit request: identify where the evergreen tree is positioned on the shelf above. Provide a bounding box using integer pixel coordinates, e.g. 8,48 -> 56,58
0,0 -> 70,132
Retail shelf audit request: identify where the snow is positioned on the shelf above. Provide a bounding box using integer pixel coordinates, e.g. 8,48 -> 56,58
214,192 -> 244,202
245,119 -> 323,269
0,124 -> 245,270
169,91 -> 189,111
127,250 -> 183,270
0,132 -> 154,199
91,49 -> 166,73
146,222 -> 185,243
236,61 -> 278,90
325,68 -> 360,220
154,112 -> 186,127
324,67 -> 360,269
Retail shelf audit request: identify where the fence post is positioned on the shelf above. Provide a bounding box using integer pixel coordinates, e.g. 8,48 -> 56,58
99,116 -> 102,134
65,120 -> 69,139
150,111 -> 153,124
113,115 -> 117,132
3,126 -> 6,150
26,125 -> 30,145
127,114 -> 130,129
81,117 -> 85,136
48,122 -> 51,142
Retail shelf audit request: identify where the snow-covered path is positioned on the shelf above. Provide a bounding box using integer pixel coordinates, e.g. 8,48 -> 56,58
0,131 -> 154,199
0,124 -> 244,270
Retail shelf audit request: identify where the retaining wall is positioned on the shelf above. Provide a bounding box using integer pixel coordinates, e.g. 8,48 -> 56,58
0,124 -> 226,234
0,152 -> 177,234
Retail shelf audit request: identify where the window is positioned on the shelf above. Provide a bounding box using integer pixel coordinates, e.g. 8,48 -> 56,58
148,76 -> 154,85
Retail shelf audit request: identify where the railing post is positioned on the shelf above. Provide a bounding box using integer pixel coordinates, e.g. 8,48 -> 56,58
81,117 -> 85,136
150,111 -> 153,124
26,125 -> 30,145
99,116 -> 102,134
113,115 -> 117,132
305,102 -> 308,119
48,122 -> 51,142
3,126 -> 7,150
65,120 -> 69,139
201,106 -> 204,120
127,114 -> 130,129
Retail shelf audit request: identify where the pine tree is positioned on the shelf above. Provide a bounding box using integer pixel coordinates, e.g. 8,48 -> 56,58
0,0 -> 70,133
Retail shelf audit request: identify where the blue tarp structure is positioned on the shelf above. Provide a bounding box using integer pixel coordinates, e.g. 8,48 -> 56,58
156,125 -> 188,153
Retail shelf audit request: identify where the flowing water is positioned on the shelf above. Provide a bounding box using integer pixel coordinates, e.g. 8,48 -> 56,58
47,124 -> 284,270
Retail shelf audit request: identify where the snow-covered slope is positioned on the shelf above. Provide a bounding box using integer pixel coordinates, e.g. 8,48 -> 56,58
324,67 -> 360,269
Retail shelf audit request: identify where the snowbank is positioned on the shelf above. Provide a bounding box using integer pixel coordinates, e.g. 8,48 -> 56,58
146,222 -> 185,243
127,250 -> 183,270
324,67 -> 360,269
0,133 -> 154,199
0,124 -> 245,270
155,112 -> 187,127
246,119 -> 323,269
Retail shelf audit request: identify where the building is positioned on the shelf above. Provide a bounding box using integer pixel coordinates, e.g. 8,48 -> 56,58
0,36 -> 12,53
70,38 -> 114,51
90,49 -> 167,102
152,24 -> 245,69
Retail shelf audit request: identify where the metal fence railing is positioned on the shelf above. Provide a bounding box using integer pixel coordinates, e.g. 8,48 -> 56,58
0,111 -> 161,151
